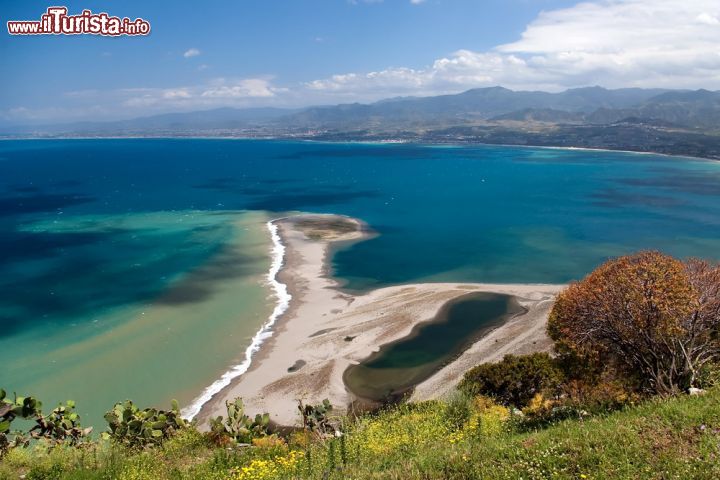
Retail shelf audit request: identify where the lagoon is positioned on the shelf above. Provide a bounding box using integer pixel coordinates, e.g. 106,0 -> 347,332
343,292 -> 525,401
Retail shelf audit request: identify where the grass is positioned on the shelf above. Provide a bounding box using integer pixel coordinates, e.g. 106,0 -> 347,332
1,389 -> 719,480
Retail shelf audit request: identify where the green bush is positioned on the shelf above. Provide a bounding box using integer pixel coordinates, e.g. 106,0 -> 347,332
696,362 -> 720,389
102,399 -> 187,449
1,389 -> 90,457
298,399 -> 335,434
441,391 -> 474,430
458,353 -> 564,408
208,398 -> 270,445
1,389 -> 43,456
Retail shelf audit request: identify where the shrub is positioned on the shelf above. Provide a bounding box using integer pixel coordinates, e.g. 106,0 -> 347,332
523,393 -> 555,417
458,353 -> 564,408
251,435 -> 286,450
161,426 -> 208,458
103,399 -> 187,449
30,400 -> 92,447
548,251 -> 720,395
441,391 -> 474,430
208,398 -> 270,445
351,402 -> 452,457
558,377 -> 639,413
1,390 -> 91,457
466,396 -> 510,437
695,362 -> 720,389
0,389 -> 42,456
298,399 -> 335,435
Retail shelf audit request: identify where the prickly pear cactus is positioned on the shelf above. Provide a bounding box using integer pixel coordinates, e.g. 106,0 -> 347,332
102,399 -> 186,449
209,398 -> 270,444
298,398 -> 335,434
30,399 -> 92,446
1,388 -> 90,456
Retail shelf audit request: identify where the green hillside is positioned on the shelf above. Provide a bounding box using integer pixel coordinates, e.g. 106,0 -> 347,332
1,387 -> 719,480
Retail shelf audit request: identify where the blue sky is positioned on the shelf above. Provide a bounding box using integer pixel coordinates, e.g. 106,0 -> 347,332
2,0 -> 719,124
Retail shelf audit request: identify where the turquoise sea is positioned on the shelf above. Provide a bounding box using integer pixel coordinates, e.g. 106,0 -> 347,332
2,139 -> 720,427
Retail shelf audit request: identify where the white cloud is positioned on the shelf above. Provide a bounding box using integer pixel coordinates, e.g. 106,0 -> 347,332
111,78 -> 287,110
183,48 -> 201,58
64,89 -> 101,98
3,78 -> 291,124
162,89 -> 191,99
201,78 -> 280,98
410,0 -> 426,4
18,79 -> 286,118
308,0 -> 720,98
696,12 -> 719,25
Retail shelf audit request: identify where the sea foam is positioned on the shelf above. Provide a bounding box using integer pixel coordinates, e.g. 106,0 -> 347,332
181,219 -> 291,420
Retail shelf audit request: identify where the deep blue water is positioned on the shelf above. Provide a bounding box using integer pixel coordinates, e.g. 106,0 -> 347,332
2,138 -> 720,340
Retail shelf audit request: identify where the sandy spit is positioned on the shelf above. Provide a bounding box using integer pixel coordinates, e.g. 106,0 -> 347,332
195,214 -> 565,427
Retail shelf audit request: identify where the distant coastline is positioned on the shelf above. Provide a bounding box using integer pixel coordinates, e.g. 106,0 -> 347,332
1,136 -> 716,162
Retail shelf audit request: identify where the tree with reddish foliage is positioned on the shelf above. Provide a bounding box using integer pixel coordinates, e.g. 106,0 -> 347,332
548,251 -> 720,395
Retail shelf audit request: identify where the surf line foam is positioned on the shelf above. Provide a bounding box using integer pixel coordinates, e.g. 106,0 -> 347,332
181,218 -> 292,420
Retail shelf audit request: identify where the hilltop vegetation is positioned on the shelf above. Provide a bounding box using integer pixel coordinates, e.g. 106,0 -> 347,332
1,387 -> 719,479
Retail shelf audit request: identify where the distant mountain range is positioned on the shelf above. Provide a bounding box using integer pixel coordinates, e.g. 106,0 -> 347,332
583,90 -> 720,129
281,86 -> 671,128
3,86 -> 720,159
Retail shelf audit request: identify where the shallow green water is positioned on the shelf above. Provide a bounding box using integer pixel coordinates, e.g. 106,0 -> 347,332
0,210 -> 274,427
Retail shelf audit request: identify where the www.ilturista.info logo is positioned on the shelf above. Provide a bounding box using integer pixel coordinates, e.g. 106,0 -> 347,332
7,7 -> 150,36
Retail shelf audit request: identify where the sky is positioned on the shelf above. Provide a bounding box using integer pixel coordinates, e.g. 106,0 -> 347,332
1,0 -> 720,125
